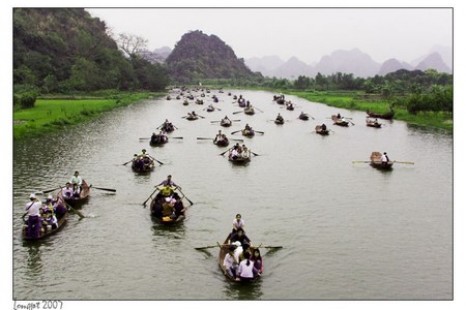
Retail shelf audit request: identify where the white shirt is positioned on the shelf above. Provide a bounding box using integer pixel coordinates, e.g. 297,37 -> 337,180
223,252 -> 236,269
381,154 -> 388,162
70,175 -> 82,186
25,200 -> 42,217
233,246 -> 243,262
237,259 -> 255,278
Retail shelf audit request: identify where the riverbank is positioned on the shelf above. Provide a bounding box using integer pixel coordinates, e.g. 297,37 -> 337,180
13,92 -> 162,140
285,90 -> 453,132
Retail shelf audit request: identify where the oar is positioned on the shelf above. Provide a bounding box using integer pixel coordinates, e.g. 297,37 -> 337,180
139,137 -> 150,140
258,245 -> 283,249
198,115 -> 205,119
210,120 -> 221,123
65,201 -> 85,219
231,130 -> 242,135
255,131 -> 265,135
147,155 -> 164,165
122,159 -> 134,166
178,188 -> 194,206
197,137 -> 214,140
394,161 -> 415,165
233,111 -> 243,114
251,151 -> 261,156
352,160 -> 371,164
171,137 -> 184,139
231,138 -> 244,142
232,120 -> 241,122
89,185 -> 116,192
195,244 -> 224,250
42,187 -> 61,194
219,149 -> 231,156
143,187 -> 159,207
255,107 -> 264,113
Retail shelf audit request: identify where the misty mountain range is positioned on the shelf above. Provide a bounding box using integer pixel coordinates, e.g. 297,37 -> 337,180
143,45 -> 452,79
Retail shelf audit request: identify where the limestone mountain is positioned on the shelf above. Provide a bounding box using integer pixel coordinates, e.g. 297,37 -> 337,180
378,58 -> 413,76
165,30 -> 260,83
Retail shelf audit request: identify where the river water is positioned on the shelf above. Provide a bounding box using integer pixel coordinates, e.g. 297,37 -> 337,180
12,89 -> 452,301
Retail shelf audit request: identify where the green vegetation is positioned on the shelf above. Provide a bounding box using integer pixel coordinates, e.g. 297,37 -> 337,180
287,90 -> 452,131
166,30 -> 260,83
14,8 -> 169,94
13,92 -> 159,139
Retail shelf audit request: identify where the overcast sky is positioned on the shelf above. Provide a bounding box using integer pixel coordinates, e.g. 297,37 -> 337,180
86,7 -> 452,64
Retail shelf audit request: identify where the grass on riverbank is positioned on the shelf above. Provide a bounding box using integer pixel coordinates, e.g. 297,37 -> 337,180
287,90 -> 453,132
13,92 -> 162,139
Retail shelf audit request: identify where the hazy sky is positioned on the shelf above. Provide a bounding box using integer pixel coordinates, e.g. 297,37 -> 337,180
87,7 -> 452,64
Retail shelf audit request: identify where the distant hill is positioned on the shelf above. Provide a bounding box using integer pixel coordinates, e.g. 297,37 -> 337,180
378,58 -> 413,76
415,52 -> 451,73
245,55 -> 285,76
14,8 -> 169,92
246,47 -> 452,79
165,30 -> 260,83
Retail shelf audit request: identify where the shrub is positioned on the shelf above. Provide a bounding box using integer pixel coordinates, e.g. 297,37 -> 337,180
19,92 -> 37,108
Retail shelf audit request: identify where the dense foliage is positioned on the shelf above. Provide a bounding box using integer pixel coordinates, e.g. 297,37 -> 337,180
166,30 -> 261,83
13,8 -> 169,94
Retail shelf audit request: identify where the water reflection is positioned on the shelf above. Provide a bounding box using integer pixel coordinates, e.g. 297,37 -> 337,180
223,279 -> 264,300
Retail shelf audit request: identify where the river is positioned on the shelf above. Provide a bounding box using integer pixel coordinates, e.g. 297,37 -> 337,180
12,89 -> 452,301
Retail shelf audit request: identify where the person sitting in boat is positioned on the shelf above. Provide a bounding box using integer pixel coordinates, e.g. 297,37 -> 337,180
172,193 -> 185,217
191,111 -> 197,117
229,228 -> 251,246
381,152 -> 390,166
276,113 -> 284,122
223,115 -> 230,121
72,183 -> 81,198
232,213 -> 245,232
232,241 -> 243,263
229,147 -> 239,160
252,248 -> 263,276
236,251 -> 255,281
337,113 -> 341,118
24,193 -> 43,239
70,171 -> 82,194
374,118 -> 379,125
241,144 -> 249,157
214,130 -> 226,143
244,123 -> 252,131
157,175 -> 180,196
53,197 -> 67,221
41,195 -> 58,229
62,182 -> 74,199
321,123 -> 327,131
223,244 -> 239,278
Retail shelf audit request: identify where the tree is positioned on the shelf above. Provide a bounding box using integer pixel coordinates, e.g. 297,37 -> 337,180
117,33 -> 148,57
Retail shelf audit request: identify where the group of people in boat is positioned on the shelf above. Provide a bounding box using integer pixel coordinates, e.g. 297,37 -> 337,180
24,192 -> 67,239
223,214 -> 263,281
160,119 -> 175,132
214,130 -> 228,144
132,149 -> 154,171
61,170 -> 83,199
228,143 -> 250,160
152,175 -> 185,220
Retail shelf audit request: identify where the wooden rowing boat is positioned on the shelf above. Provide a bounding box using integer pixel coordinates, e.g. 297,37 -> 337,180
315,125 -> 329,135
149,187 -> 188,225
131,156 -> 155,173
150,133 -> 169,146
220,118 -> 232,127
214,135 -> 229,147
274,117 -> 285,125
366,118 -> 382,128
298,113 -> 309,120
370,152 -> 393,170
244,106 -> 255,115
331,115 -> 349,127
58,179 -> 91,207
228,149 -> 251,164
218,234 -> 262,282
22,196 -> 68,241
242,128 -> 255,137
